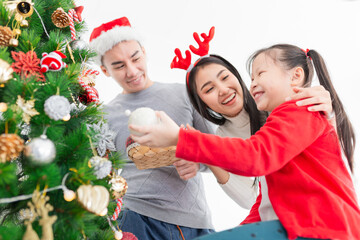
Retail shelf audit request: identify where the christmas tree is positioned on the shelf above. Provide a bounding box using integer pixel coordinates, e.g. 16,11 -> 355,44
0,1 -> 130,239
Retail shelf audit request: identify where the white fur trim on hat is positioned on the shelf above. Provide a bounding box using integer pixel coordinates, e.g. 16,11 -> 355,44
89,26 -> 142,65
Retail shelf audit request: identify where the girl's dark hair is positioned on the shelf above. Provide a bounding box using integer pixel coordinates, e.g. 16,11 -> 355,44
247,44 -> 356,172
187,54 -> 267,135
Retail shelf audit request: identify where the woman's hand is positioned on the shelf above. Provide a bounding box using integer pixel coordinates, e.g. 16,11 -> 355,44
129,111 -> 180,148
286,85 -> 332,115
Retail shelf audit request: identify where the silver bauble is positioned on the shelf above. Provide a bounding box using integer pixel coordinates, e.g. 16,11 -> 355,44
128,107 -> 159,136
69,39 -> 88,51
24,134 -> 56,165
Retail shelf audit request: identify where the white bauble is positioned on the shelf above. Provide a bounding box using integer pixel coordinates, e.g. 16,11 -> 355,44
127,107 -> 159,136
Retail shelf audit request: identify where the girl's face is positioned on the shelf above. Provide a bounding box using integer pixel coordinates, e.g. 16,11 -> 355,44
195,63 -> 244,117
250,52 -> 294,112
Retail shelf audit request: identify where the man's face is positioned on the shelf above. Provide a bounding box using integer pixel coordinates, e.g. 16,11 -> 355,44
100,40 -> 152,94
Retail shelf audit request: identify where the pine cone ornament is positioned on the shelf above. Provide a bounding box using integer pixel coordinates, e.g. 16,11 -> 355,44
0,133 -> 24,163
51,8 -> 70,28
0,26 -> 12,47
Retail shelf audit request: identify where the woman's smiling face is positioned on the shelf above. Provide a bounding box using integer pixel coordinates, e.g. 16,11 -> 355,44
195,63 -> 244,117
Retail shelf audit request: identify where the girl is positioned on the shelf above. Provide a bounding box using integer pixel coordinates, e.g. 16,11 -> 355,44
130,44 -> 360,239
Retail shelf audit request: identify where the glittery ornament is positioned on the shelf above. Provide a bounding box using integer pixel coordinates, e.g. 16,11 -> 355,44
24,134 -> 56,165
109,174 -> 128,199
87,120 -> 116,157
0,59 -> 14,84
76,185 -> 109,216
44,95 -> 71,121
20,123 -> 31,136
89,156 -> 112,179
122,232 -> 138,240
20,19 -> 29,28
16,95 -> 39,124
21,189 -> 57,240
0,133 -> 24,163
69,39 -> 87,51
51,8 -> 69,28
0,26 -> 12,47
11,51 -> 46,82
127,107 -> 159,136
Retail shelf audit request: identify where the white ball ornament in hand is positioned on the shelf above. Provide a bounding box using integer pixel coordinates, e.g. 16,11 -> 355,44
127,107 -> 159,136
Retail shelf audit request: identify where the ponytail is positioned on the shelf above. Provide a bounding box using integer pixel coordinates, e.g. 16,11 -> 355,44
307,50 -> 356,172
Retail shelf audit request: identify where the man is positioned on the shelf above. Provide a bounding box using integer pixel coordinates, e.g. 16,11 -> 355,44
89,17 -> 214,240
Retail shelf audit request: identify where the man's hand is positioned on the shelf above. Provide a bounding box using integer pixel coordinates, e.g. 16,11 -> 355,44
174,159 -> 200,180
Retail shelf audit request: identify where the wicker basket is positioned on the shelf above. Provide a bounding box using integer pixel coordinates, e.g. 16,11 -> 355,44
126,137 -> 180,170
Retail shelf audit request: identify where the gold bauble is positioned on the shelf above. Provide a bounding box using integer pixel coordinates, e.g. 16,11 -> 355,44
0,59 -> 14,84
13,28 -> 21,36
9,38 -> 18,47
76,185 -> 110,215
0,102 -> 7,112
16,1 -> 33,18
20,19 -> 29,28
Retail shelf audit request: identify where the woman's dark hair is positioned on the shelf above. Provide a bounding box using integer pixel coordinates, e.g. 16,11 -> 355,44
247,44 -> 356,172
186,54 -> 267,135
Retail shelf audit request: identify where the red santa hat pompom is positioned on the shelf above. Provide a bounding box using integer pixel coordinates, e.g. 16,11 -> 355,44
89,17 -> 142,65
40,50 -> 67,73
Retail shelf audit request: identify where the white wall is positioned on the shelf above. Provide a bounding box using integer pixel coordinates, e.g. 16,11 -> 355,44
77,0 -> 360,232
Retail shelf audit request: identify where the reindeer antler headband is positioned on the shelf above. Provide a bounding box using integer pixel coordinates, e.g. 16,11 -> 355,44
170,26 -> 215,87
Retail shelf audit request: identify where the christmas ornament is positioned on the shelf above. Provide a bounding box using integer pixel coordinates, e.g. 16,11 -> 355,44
24,134 -> 56,165
109,173 -> 128,199
8,38 -> 18,47
78,85 -> 99,104
76,185 -> 109,216
87,120 -> 116,157
67,8 -> 81,40
51,8 -> 69,28
69,38 -> 87,51
0,102 -> 8,112
16,1 -> 33,18
63,189 -> 76,202
89,156 -> 112,179
0,26 -> 12,47
111,198 -> 123,221
127,107 -> 159,136
70,102 -> 86,114
11,51 -> 46,82
21,188 -> 57,240
20,19 -> 29,28
115,231 -> 123,240
44,95 -> 71,121
73,6 -> 84,21
15,95 -> 39,124
122,232 -> 138,240
79,67 -> 98,86
20,123 -> 31,136
0,133 -> 24,163
0,59 -> 14,84
40,51 -> 67,73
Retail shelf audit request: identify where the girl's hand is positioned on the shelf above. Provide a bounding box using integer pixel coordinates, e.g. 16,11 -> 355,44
286,86 -> 332,116
129,111 -> 180,148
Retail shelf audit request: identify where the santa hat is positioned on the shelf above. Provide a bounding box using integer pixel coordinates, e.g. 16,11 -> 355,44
89,17 -> 142,65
